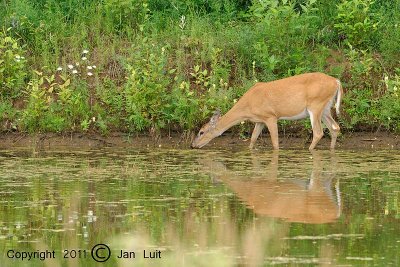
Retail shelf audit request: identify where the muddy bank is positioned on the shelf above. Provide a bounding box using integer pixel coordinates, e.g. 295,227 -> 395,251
0,132 -> 398,150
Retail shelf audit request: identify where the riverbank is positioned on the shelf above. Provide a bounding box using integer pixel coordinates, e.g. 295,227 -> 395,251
0,132 -> 398,150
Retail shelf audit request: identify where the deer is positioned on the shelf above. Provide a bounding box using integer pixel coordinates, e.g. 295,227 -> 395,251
191,72 -> 343,150
198,151 -> 341,224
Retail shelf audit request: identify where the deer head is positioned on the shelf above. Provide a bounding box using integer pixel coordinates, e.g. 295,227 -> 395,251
191,110 -> 221,148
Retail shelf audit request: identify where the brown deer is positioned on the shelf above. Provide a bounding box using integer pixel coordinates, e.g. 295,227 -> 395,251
192,72 -> 343,150
199,151 -> 341,224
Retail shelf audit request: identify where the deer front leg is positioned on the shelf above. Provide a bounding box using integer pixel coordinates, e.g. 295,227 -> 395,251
265,118 -> 279,150
249,122 -> 265,149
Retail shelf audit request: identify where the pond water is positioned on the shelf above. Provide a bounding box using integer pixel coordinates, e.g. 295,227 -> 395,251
0,148 -> 399,266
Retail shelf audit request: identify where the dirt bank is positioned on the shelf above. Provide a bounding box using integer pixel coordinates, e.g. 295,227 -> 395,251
0,132 -> 398,150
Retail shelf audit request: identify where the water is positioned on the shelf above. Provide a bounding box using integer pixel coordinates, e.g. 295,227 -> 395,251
0,148 -> 399,266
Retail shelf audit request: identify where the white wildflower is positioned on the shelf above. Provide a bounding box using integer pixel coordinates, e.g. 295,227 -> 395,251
81,57 -> 87,61
15,55 -> 21,59
87,72 -> 93,76
179,15 -> 186,30
82,49 -> 89,54
57,67 -> 63,71
384,75 -> 389,82
68,64 -> 74,69
72,69 -> 78,74
21,56 -> 25,60
92,117 -> 96,122
76,62 -> 80,66
87,66 -> 93,70
92,65 -> 96,69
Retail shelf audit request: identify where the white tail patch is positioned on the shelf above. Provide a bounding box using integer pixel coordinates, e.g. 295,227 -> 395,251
335,80 -> 342,116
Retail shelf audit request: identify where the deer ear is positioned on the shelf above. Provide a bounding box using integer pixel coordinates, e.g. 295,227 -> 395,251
209,109 -> 221,128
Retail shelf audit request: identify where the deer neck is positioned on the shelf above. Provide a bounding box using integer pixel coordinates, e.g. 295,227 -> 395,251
215,106 -> 248,136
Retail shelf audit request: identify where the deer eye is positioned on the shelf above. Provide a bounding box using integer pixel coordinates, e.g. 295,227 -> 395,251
199,131 -> 204,136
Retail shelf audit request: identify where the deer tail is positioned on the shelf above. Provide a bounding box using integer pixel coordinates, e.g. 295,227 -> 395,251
335,79 -> 343,116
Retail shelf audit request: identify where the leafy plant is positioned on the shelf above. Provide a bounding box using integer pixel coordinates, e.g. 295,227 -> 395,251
21,71 -> 51,132
165,81 -> 200,130
249,0 -> 319,78
334,0 -> 379,47
343,87 -> 379,129
103,0 -> 150,34
190,65 -> 211,87
21,54 -> 93,132
0,31 -> 28,99
379,71 -> 400,130
0,100 -> 17,131
124,43 -> 172,131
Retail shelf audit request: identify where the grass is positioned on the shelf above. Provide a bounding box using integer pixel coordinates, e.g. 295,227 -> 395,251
0,0 -> 400,134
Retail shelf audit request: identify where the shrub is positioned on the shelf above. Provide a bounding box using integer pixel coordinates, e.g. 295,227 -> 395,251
103,0 -> 150,34
248,0 -> 320,78
21,72 -> 52,132
0,100 -> 17,131
379,72 -> 400,130
124,42 -> 172,131
21,49 -> 97,132
379,24 -> 400,65
334,0 -> 379,48
0,31 -> 28,99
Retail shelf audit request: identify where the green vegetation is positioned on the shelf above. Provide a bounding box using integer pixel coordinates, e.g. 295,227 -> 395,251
1,0 -> 400,134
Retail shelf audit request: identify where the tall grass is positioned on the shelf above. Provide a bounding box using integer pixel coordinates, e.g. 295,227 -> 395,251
0,0 -> 399,134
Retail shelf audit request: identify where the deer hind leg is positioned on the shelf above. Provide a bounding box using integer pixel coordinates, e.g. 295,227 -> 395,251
308,108 -> 324,150
249,122 -> 265,149
265,118 -> 279,150
322,110 -> 340,149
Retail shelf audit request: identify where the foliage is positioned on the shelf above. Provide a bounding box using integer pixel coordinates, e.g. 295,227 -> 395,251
165,81 -> 201,130
249,0 -> 320,78
334,0 -> 379,48
21,72 -> 53,132
20,51 -> 96,132
123,40 -> 236,132
342,87 -> 376,128
379,71 -> 400,130
0,30 -> 28,99
124,43 -> 172,131
103,0 -> 151,34
0,0 -> 400,134
0,99 -> 17,130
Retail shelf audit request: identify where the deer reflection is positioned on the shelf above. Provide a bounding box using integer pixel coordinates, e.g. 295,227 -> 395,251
200,151 -> 341,224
